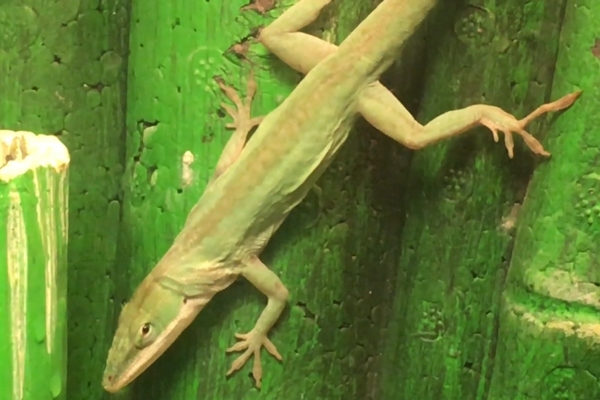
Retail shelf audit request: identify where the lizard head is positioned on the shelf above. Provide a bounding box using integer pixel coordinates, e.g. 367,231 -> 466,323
102,281 -> 198,393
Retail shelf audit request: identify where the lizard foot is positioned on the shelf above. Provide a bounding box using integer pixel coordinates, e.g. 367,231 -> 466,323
480,110 -> 547,159
479,91 -> 582,159
225,330 -> 282,388
215,71 -> 264,132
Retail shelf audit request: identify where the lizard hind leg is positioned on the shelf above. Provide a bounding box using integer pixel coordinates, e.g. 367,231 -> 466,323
209,71 -> 264,184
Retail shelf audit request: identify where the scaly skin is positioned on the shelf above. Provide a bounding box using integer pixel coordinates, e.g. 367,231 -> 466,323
102,0 -> 580,392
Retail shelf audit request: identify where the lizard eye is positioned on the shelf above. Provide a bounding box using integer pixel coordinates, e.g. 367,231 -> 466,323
141,323 -> 151,336
134,322 -> 155,349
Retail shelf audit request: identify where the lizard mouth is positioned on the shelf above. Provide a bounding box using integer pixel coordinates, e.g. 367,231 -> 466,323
102,299 -> 203,393
101,341 -> 168,393
101,331 -> 169,393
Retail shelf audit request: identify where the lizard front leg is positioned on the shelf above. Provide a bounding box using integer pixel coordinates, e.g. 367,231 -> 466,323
253,0 -> 581,157
225,255 -> 289,388
209,71 -> 264,185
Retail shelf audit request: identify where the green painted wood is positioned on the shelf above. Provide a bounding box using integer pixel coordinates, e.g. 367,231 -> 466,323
0,1 -> 130,399
0,131 -> 69,400
6,0 -> 594,398
380,1 -> 587,399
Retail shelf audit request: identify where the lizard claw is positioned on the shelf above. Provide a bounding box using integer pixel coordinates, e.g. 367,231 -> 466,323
225,330 -> 282,388
215,72 -> 264,133
480,114 -> 534,159
480,111 -> 538,159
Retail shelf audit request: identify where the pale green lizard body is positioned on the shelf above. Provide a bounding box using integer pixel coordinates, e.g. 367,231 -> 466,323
103,0 -> 580,392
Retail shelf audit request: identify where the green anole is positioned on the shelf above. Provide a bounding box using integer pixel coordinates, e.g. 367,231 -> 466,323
102,0 -> 580,392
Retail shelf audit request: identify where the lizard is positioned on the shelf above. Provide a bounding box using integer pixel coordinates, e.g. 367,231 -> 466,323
102,0 -> 581,392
